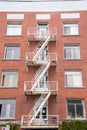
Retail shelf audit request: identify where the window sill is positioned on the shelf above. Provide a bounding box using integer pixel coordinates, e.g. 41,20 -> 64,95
0,117 -> 15,120
65,86 -> 85,89
0,86 -> 18,89
62,34 -> 80,37
2,58 -> 21,61
63,58 -> 83,61
66,117 -> 86,120
5,35 -> 22,37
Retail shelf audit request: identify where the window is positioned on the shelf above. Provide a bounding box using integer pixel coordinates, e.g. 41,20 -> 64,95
1,70 -> 18,87
65,71 -> 82,87
6,22 -> 22,36
64,45 -> 80,59
67,99 -> 85,119
4,45 -> 20,60
0,99 -> 16,119
38,23 -> 48,38
63,22 -> 79,35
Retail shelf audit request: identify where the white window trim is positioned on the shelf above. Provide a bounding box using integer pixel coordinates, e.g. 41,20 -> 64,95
66,99 -> 86,119
63,22 -> 79,35
64,45 -> 80,60
6,22 -> 22,36
65,71 -> 83,88
1,71 -> 18,88
4,45 -> 20,60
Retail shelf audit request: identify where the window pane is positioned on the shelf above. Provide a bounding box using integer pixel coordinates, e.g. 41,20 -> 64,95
0,99 -> 16,118
64,45 -> 80,59
67,99 -> 85,118
71,26 -> 78,35
65,49 -> 72,59
38,23 -> 48,38
7,23 -> 22,36
2,71 -> 18,87
5,46 -> 20,59
65,75 -> 73,86
67,104 -> 75,118
64,27 -> 70,35
76,104 -> 83,118
5,49 -> 12,59
65,71 -> 82,87
73,75 -> 82,87
5,104 -> 11,118
64,23 -> 78,35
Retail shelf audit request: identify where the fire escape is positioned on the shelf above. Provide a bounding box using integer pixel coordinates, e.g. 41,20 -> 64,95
21,27 -> 59,129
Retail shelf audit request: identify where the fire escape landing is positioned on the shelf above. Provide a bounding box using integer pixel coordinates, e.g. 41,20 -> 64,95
21,27 -> 59,129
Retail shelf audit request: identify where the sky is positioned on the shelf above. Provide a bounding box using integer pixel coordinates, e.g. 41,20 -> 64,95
0,0 -> 83,2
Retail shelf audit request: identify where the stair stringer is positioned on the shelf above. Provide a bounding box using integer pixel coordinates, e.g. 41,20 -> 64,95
32,35 -> 50,61
28,91 -> 51,125
31,61 -> 50,91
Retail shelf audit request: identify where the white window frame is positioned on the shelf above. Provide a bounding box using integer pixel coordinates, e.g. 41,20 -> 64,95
67,99 -> 85,119
64,45 -> 80,59
65,71 -> 83,88
1,71 -> 18,88
34,98 -> 48,125
6,22 -> 22,36
0,99 -> 16,119
4,45 -> 20,60
38,23 -> 48,38
63,22 -> 79,35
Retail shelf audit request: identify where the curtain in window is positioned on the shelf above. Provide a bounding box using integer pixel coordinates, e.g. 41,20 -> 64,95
2,71 -> 18,87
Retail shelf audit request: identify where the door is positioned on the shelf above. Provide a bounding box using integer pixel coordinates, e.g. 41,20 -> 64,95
36,46 -> 48,62
34,100 -> 48,125
35,72 -> 48,92
38,23 -> 48,38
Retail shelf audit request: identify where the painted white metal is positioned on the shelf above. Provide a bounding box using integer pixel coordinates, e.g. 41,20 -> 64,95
29,92 -> 51,124
32,35 -> 50,61
31,62 -> 50,91
21,114 -> 59,126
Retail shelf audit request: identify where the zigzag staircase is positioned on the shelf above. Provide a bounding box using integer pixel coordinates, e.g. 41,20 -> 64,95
27,35 -> 51,125
28,92 -> 51,125
32,35 -> 50,61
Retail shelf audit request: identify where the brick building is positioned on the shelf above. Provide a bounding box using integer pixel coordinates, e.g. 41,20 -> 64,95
0,0 -> 87,130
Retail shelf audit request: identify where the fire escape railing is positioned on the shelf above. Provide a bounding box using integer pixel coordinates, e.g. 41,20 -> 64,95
24,81 -> 58,93
21,28 -> 59,128
27,27 -> 57,41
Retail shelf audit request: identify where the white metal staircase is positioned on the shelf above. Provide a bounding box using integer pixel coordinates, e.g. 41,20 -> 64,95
32,35 -> 50,61
31,61 -> 50,91
27,35 -> 51,125
28,92 -> 51,125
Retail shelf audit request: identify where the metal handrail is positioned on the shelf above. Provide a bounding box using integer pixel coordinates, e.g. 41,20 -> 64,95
26,52 -> 57,62
24,81 -> 58,92
21,114 -> 59,126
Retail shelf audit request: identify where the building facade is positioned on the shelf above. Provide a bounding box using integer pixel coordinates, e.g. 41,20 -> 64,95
0,0 -> 87,130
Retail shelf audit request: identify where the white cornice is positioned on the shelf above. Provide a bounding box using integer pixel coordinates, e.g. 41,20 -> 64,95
0,0 -> 87,12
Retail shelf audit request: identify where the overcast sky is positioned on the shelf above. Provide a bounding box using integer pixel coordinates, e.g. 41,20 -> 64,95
0,0 -> 83,2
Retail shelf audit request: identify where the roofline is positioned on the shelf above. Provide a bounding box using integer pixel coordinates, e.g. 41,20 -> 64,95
0,0 -> 87,12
